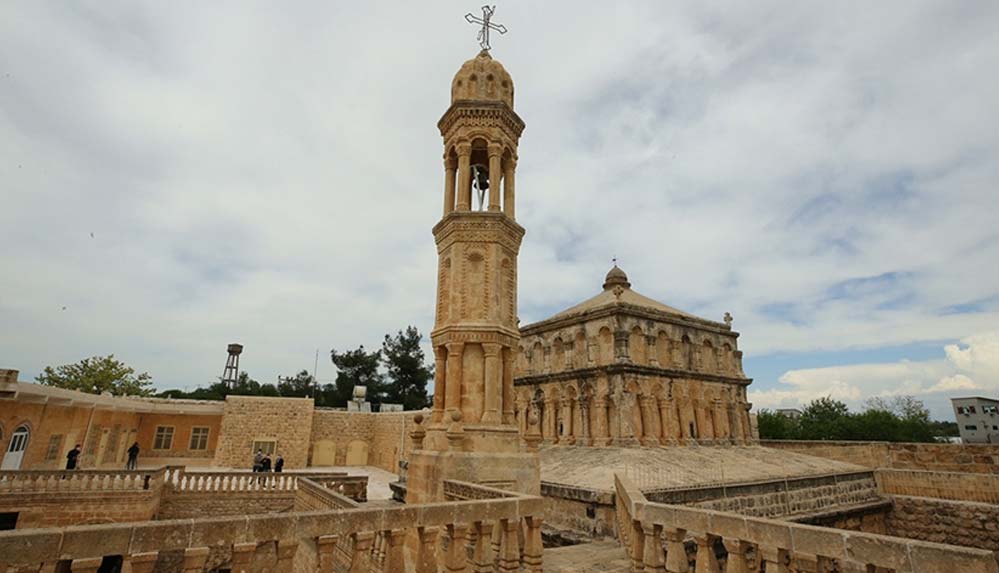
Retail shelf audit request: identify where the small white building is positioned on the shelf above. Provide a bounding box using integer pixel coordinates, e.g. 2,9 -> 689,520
951,396 -> 999,444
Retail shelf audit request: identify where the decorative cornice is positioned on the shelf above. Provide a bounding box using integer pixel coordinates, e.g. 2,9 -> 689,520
513,363 -> 752,386
438,101 -> 526,140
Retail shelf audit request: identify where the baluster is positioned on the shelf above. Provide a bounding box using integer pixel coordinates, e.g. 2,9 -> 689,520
383,529 -> 406,573
276,540 -> 298,573
760,546 -> 791,573
445,523 -> 469,572
317,535 -> 340,573
128,552 -> 159,573
497,519 -> 520,573
490,521 -> 502,563
472,520 -> 495,573
630,519 -> 646,572
416,526 -> 440,573
664,527 -> 688,573
722,538 -> 751,573
692,533 -> 720,573
349,532 -> 375,573
231,542 -> 257,573
643,522 -> 666,572
182,547 -> 210,573
522,516 -> 544,573
70,558 -> 103,573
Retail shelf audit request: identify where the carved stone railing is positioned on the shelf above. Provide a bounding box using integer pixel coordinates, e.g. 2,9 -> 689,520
614,473 -> 999,573
0,467 -> 166,494
295,477 -> 361,511
0,480 -> 546,572
165,467 -> 367,502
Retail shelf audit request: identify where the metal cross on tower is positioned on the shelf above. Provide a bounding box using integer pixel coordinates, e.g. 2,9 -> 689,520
465,5 -> 507,51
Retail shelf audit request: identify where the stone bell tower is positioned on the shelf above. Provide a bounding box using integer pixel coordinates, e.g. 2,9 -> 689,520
406,50 -> 540,503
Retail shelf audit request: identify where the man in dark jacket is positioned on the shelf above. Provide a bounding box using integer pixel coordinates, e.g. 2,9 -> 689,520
126,442 -> 140,470
66,444 -> 82,470
274,454 -> 284,473
261,454 -> 272,472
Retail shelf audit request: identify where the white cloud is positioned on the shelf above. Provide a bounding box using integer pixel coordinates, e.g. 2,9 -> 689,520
0,2 -> 997,393
750,331 -> 999,417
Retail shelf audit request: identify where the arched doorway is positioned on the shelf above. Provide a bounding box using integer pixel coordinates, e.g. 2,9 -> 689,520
1,425 -> 29,470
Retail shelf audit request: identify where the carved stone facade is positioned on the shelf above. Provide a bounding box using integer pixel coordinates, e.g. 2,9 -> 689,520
513,266 -> 755,446
406,50 -> 540,503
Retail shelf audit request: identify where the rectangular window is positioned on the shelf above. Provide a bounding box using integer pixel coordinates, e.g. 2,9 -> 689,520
252,440 -> 276,456
45,435 -> 63,461
964,425 -> 978,431
984,405 -> 998,414
153,426 -> 175,450
189,427 -> 210,451
969,406 -> 977,414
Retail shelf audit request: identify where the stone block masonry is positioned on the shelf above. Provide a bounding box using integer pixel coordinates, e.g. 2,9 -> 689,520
212,396 -> 314,469
887,495 -> 999,552
762,440 -> 999,473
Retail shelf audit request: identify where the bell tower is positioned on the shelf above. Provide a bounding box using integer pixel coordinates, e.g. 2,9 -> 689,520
406,49 -> 539,503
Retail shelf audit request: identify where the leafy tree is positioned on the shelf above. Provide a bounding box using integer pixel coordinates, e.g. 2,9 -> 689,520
381,326 -> 433,410
278,370 -> 316,398
36,355 -> 153,396
757,409 -> 800,439
798,397 -> 852,440
329,345 -> 384,407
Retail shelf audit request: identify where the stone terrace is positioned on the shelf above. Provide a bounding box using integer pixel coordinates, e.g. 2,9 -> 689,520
542,445 -> 868,491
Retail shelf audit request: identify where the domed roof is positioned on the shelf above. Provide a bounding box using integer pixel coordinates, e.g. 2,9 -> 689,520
451,50 -> 514,108
603,265 -> 631,290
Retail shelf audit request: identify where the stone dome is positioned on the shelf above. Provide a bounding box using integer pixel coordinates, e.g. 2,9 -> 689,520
603,265 -> 631,290
451,50 -> 514,108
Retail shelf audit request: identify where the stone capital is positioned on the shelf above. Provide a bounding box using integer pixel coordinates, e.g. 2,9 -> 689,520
456,142 -> 472,156
487,142 -> 504,157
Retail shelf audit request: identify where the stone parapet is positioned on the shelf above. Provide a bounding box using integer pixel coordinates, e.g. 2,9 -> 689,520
613,473 -> 999,573
0,480 -> 546,572
876,468 -> 999,503
761,440 -> 999,473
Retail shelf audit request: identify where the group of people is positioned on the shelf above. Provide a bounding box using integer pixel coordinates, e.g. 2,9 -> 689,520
64,441 -> 141,470
252,450 -> 284,473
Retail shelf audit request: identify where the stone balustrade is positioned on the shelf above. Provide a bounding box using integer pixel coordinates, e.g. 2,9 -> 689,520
0,480 -> 546,572
0,468 -> 166,494
613,473 -> 999,573
163,467 -> 367,502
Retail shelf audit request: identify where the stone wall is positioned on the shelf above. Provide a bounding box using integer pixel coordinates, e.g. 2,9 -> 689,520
887,495 -> 999,551
158,491 -> 295,519
540,482 -> 616,538
309,409 -> 421,472
877,468 -> 999,504
761,440 -> 999,473
213,396 -> 314,469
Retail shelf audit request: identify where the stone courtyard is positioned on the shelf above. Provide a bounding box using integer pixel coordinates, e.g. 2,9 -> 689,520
2,31 -> 999,573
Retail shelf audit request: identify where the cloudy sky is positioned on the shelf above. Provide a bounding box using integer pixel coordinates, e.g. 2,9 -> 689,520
2,2 -> 997,419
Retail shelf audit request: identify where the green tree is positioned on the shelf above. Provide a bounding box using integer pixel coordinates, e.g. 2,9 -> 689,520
798,397 -> 852,440
36,355 -> 153,396
381,326 -> 433,410
329,345 -> 384,407
757,409 -> 801,439
278,370 -> 316,398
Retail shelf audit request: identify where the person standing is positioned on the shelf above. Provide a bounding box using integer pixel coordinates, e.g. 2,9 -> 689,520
66,444 -> 82,470
261,453 -> 272,472
253,449 -> 263,473
274,454 -> 284,473
126,442 -> 140,470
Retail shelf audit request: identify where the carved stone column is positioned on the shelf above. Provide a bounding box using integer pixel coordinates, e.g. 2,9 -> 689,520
640,395 -> 662,446
728,403 -> 744,445
693,533 -> 719,573
722,538 -> 752,573
642,522 -> 667,572
713,399 -> 731,444
502,350 -> 515,425
592,397 -> 610,446
659,398 -> 679,445
664,527 -> 688,573
456,143 -> 472,211
443,155 -> 457,215
416,527 -> 440,573
444,342 -> 464,417
503,158 -> 516,219
577,398 -> 591,446
543,399 -> 556,442
481,343 -> 502,424
445,523 -> 470,572
694,399 -> 715,444
488,143 -> 503,211
432,346 -> 447,424
523,516 -> 544,572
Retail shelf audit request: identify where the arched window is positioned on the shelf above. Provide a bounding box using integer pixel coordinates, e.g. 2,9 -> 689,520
1,425 -> 30,470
